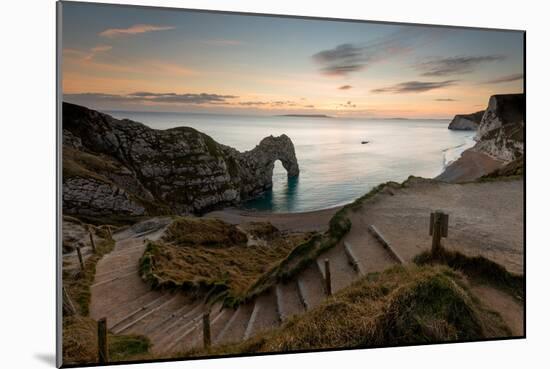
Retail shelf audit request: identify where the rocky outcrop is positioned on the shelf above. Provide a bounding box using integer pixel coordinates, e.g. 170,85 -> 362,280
474,94 -> 525,162
437,93 -> 525,183
62,102 -> 299,216
448,110 -> 484,131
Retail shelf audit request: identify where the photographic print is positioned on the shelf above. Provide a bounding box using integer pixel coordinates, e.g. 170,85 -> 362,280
58,1 -> 525,366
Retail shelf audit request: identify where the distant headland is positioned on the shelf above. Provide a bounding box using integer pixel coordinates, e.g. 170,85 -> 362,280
277,114 -> 332,118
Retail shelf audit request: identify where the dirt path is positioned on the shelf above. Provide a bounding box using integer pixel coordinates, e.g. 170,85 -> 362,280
470,284 -> 524,336
89,178 -> 523,357
348,177 -> 524,274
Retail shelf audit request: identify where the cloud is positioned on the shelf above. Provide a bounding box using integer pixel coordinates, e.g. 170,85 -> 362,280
64,45 -> 112,61
99,24 -> 175,38
312,28 -> 439,76
338,101 -> 356,108
65,93 -> 314,110
238,101 -> 270,106
338,85 -> 353,90
312,43 -> 374,76
415,55 -> 504,76
83,45 -> 112,61
482,73 -> 524,84
64,92 -> 237,105
90,45 -> 112,53
434,98 -> 457,101
371,80 -> 458,93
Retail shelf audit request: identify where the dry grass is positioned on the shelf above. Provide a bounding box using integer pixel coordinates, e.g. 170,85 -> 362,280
479,155 -> 524,182
63,315 -> 152,365
140,217 -> 312,302
414,248 -> 524,300
185,265 -> 510,357
162,217 -> 248,246
63,146 -> 121,182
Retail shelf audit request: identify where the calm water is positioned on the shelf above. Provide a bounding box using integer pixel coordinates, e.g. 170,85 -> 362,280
107,111 -> 475,213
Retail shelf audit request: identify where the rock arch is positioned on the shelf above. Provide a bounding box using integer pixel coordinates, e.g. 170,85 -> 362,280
237,134 -> 300,198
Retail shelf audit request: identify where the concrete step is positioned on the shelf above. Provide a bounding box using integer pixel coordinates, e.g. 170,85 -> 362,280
94,265 -> 136,283
112,238 -> 143,252
215,302 -> 255,345
99,288 -> 160,323
122,293 -> 191,336
316,242 -> 359,294
297,263 -> 326,310
244,290 -> 280,340
103,247 -> 145,259
108,292 -> 172,331
91,270 -> 138,288
111,293 -> 178,334
209,306 -> 235,341
344,231 -> 397,274
368,225 -> 405,264
343,241 -> 364,275
90,285 -> 160,322
148,300 -> 203,344
90,271 -> 153,312
153,303 -> 206,354
276,281 -> 305,322
165,302 -> 226,354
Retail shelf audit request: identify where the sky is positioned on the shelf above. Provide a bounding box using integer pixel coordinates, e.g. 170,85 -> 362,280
61,2 -> 524,119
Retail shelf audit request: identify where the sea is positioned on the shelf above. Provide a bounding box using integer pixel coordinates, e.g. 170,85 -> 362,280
106,111 -> 475,213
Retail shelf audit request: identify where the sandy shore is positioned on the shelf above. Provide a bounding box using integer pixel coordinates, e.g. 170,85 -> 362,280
436,148 -> 505,183
204,206 -> 341,233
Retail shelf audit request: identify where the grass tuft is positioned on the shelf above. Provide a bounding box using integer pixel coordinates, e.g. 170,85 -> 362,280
413,248 -> 524,300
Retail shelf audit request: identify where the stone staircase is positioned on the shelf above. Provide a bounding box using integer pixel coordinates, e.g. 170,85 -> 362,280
89,218 -> 402,357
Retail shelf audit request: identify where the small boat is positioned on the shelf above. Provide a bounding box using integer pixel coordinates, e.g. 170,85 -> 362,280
361,140 -> 369,144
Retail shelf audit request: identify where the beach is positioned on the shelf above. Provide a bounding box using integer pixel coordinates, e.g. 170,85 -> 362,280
436,148 -> 505,183
205,206 -> 341,233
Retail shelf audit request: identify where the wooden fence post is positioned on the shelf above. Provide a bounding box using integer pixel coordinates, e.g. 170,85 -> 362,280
203,312 -> 211,349
324,259 -> 332,296
89,230 -> 96,253
430,210 -> 449,255
98,318 -> 109,364
76,246 -> 84,271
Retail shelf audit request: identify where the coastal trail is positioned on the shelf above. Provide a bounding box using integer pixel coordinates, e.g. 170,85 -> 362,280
89,178 -> 523,357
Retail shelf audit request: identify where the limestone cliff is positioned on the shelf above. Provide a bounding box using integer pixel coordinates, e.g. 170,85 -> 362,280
62,102 -> 299,216
436,93 -> 525,183
473,94 -> 525,162
448,110 -> 484,131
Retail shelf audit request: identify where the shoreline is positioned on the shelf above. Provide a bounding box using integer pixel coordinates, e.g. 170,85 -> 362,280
204,205 -> 341,232
205,142 -> 500,231
435,148 -> 505,183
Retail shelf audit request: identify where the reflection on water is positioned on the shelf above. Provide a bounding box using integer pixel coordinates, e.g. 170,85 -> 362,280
244,165 -> 300,212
